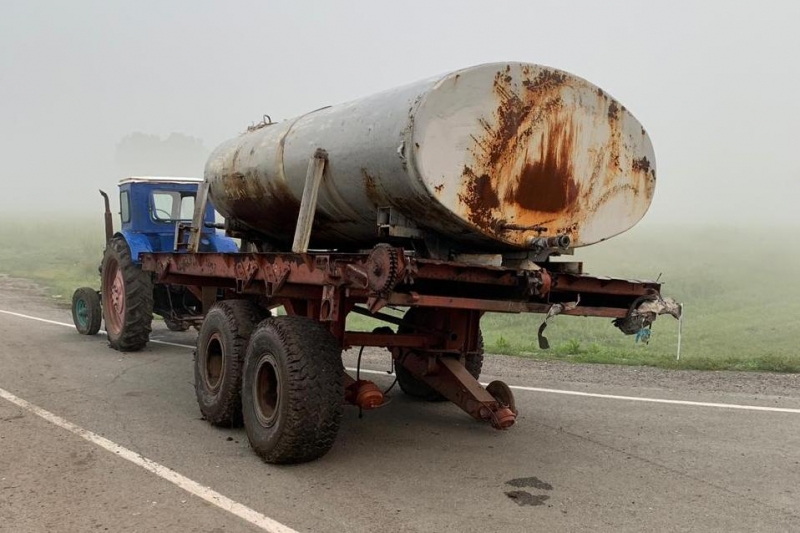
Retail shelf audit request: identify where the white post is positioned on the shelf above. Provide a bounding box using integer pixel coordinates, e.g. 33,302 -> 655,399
188,180 -> 210,253
292,148 -> 328,253
676,304 -> 684,361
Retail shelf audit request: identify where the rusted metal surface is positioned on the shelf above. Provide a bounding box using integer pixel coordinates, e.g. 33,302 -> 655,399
206,62 -> 655,257
141,248 -> 659,321
415,64 -> 656,249
343,374 -> 384,410
343,331 -> 434,350
140,244 -> 673,437
398,352 -> 515,429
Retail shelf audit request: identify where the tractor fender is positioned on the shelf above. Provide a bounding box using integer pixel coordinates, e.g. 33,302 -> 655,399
205,233 -> 238,253
118,231 -> 153,264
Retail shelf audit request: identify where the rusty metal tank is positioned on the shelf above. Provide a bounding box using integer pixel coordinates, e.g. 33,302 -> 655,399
205,62 -> 656,254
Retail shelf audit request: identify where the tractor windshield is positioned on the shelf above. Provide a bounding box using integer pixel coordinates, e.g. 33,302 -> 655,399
151,191 -> 195,222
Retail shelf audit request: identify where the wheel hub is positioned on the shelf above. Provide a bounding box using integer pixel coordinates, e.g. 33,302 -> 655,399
253,353 -> 280,427
102,259 -> 126,335
204,333 -> 225,392
75,299 -> 88,328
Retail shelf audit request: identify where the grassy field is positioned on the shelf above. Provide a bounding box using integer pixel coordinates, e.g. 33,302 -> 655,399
1,216 -> 798,372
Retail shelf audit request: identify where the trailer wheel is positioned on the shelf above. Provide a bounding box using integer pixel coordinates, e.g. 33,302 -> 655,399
101,236 -> 153,352
71,287 -> 102,335
195,300 -> 265,426
242,316 -> 344,464
396,308 -> 484,401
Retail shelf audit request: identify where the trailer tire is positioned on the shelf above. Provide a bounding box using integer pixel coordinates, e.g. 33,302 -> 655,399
101,236 -> 153,352
71,287 -> 102,335
242,316 -> 344,464
195,300 -> 265,427
396,308 -> 484,401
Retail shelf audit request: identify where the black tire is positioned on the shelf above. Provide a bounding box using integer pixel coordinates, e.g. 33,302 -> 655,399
195,300 -> 265,426
241,315 -> 344,464
101,236 -> 153,352
396,308 -> 484,401
165,318 -> 190,332
71,287 -> 102,335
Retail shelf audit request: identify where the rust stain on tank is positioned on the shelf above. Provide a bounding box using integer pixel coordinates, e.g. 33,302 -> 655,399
460,69 -> 580,232
361,168 -> 386,208
632,156 -> 651,173
508,118 -> 579,213
218,167 -> 303,240
607,101 -> 619,121
458,66 -> 653,247
459,166 -> 501,229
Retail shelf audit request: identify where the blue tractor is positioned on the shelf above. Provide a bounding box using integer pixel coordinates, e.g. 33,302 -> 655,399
71,177 -> 238,351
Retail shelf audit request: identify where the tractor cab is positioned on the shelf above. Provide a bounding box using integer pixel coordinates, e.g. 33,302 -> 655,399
114,176 -> 237,262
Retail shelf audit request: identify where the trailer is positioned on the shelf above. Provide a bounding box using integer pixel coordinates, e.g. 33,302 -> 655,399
72,62 -> 679,464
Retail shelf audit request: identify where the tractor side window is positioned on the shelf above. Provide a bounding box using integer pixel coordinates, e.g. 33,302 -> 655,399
179,195 -> 195,220
151,191 -> 196,222
152,191 -> 179,221
120,191 -> 130,223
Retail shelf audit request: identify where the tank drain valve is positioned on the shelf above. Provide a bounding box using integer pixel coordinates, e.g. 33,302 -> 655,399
528,234 -> 571,250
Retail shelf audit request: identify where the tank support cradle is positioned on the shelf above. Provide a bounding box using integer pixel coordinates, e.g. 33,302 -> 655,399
396,350 -> 517,429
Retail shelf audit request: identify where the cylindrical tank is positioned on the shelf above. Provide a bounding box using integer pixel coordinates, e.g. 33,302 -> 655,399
205,62 -> 656,253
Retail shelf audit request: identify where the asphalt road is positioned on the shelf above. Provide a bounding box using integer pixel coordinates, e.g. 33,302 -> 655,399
1,276 -> 799,532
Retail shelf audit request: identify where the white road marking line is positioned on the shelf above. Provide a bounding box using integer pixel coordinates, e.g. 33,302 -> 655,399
345,368 -> 800,413
0,310 -> 73,328
2,308 -> 799,415
0,310 -> 192,349
0,387 -> 298,533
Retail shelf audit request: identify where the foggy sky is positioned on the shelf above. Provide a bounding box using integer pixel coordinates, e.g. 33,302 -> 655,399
1,1 -> 798,226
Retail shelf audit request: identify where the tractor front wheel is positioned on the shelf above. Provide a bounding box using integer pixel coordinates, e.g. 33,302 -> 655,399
71,287 -> 102,335
101,236 -> 153,352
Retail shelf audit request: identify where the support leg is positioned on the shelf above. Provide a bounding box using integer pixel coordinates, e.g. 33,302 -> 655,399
292,148 -> 328,254
398,352 -> 516,429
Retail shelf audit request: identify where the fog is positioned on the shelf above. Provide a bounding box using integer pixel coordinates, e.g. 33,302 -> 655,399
1,1 -> 798,227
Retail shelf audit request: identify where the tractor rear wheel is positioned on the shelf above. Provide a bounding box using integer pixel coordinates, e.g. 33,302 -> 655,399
195,300 -> 266,426
71,287 -> 102,335
101,236 -> 153,352
396,308 -> 484,401
241,316 -> 344,464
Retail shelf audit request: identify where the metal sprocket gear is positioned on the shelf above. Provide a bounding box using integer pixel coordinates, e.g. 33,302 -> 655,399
365,244 -> 399,297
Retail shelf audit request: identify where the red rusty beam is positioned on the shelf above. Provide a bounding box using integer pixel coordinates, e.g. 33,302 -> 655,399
386,293 -> 627,317
412,260 -> 520,286
142,251 -> 655,320
343,332 -> 436,349
552,274 -> 659,296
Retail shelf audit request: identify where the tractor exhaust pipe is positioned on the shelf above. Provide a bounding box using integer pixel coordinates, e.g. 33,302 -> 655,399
99,190 -> 113,243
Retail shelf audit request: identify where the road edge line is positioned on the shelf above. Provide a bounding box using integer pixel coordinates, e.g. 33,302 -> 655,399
3,308 -> 799,415
0,386 -> 298,533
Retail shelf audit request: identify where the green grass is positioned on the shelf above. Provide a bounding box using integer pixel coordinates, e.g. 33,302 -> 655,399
1,216 -> 798,372
346,224 -> 800,372
0,217 -> 105,306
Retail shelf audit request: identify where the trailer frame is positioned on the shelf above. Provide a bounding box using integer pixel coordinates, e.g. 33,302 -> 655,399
141,246 -> 660,432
